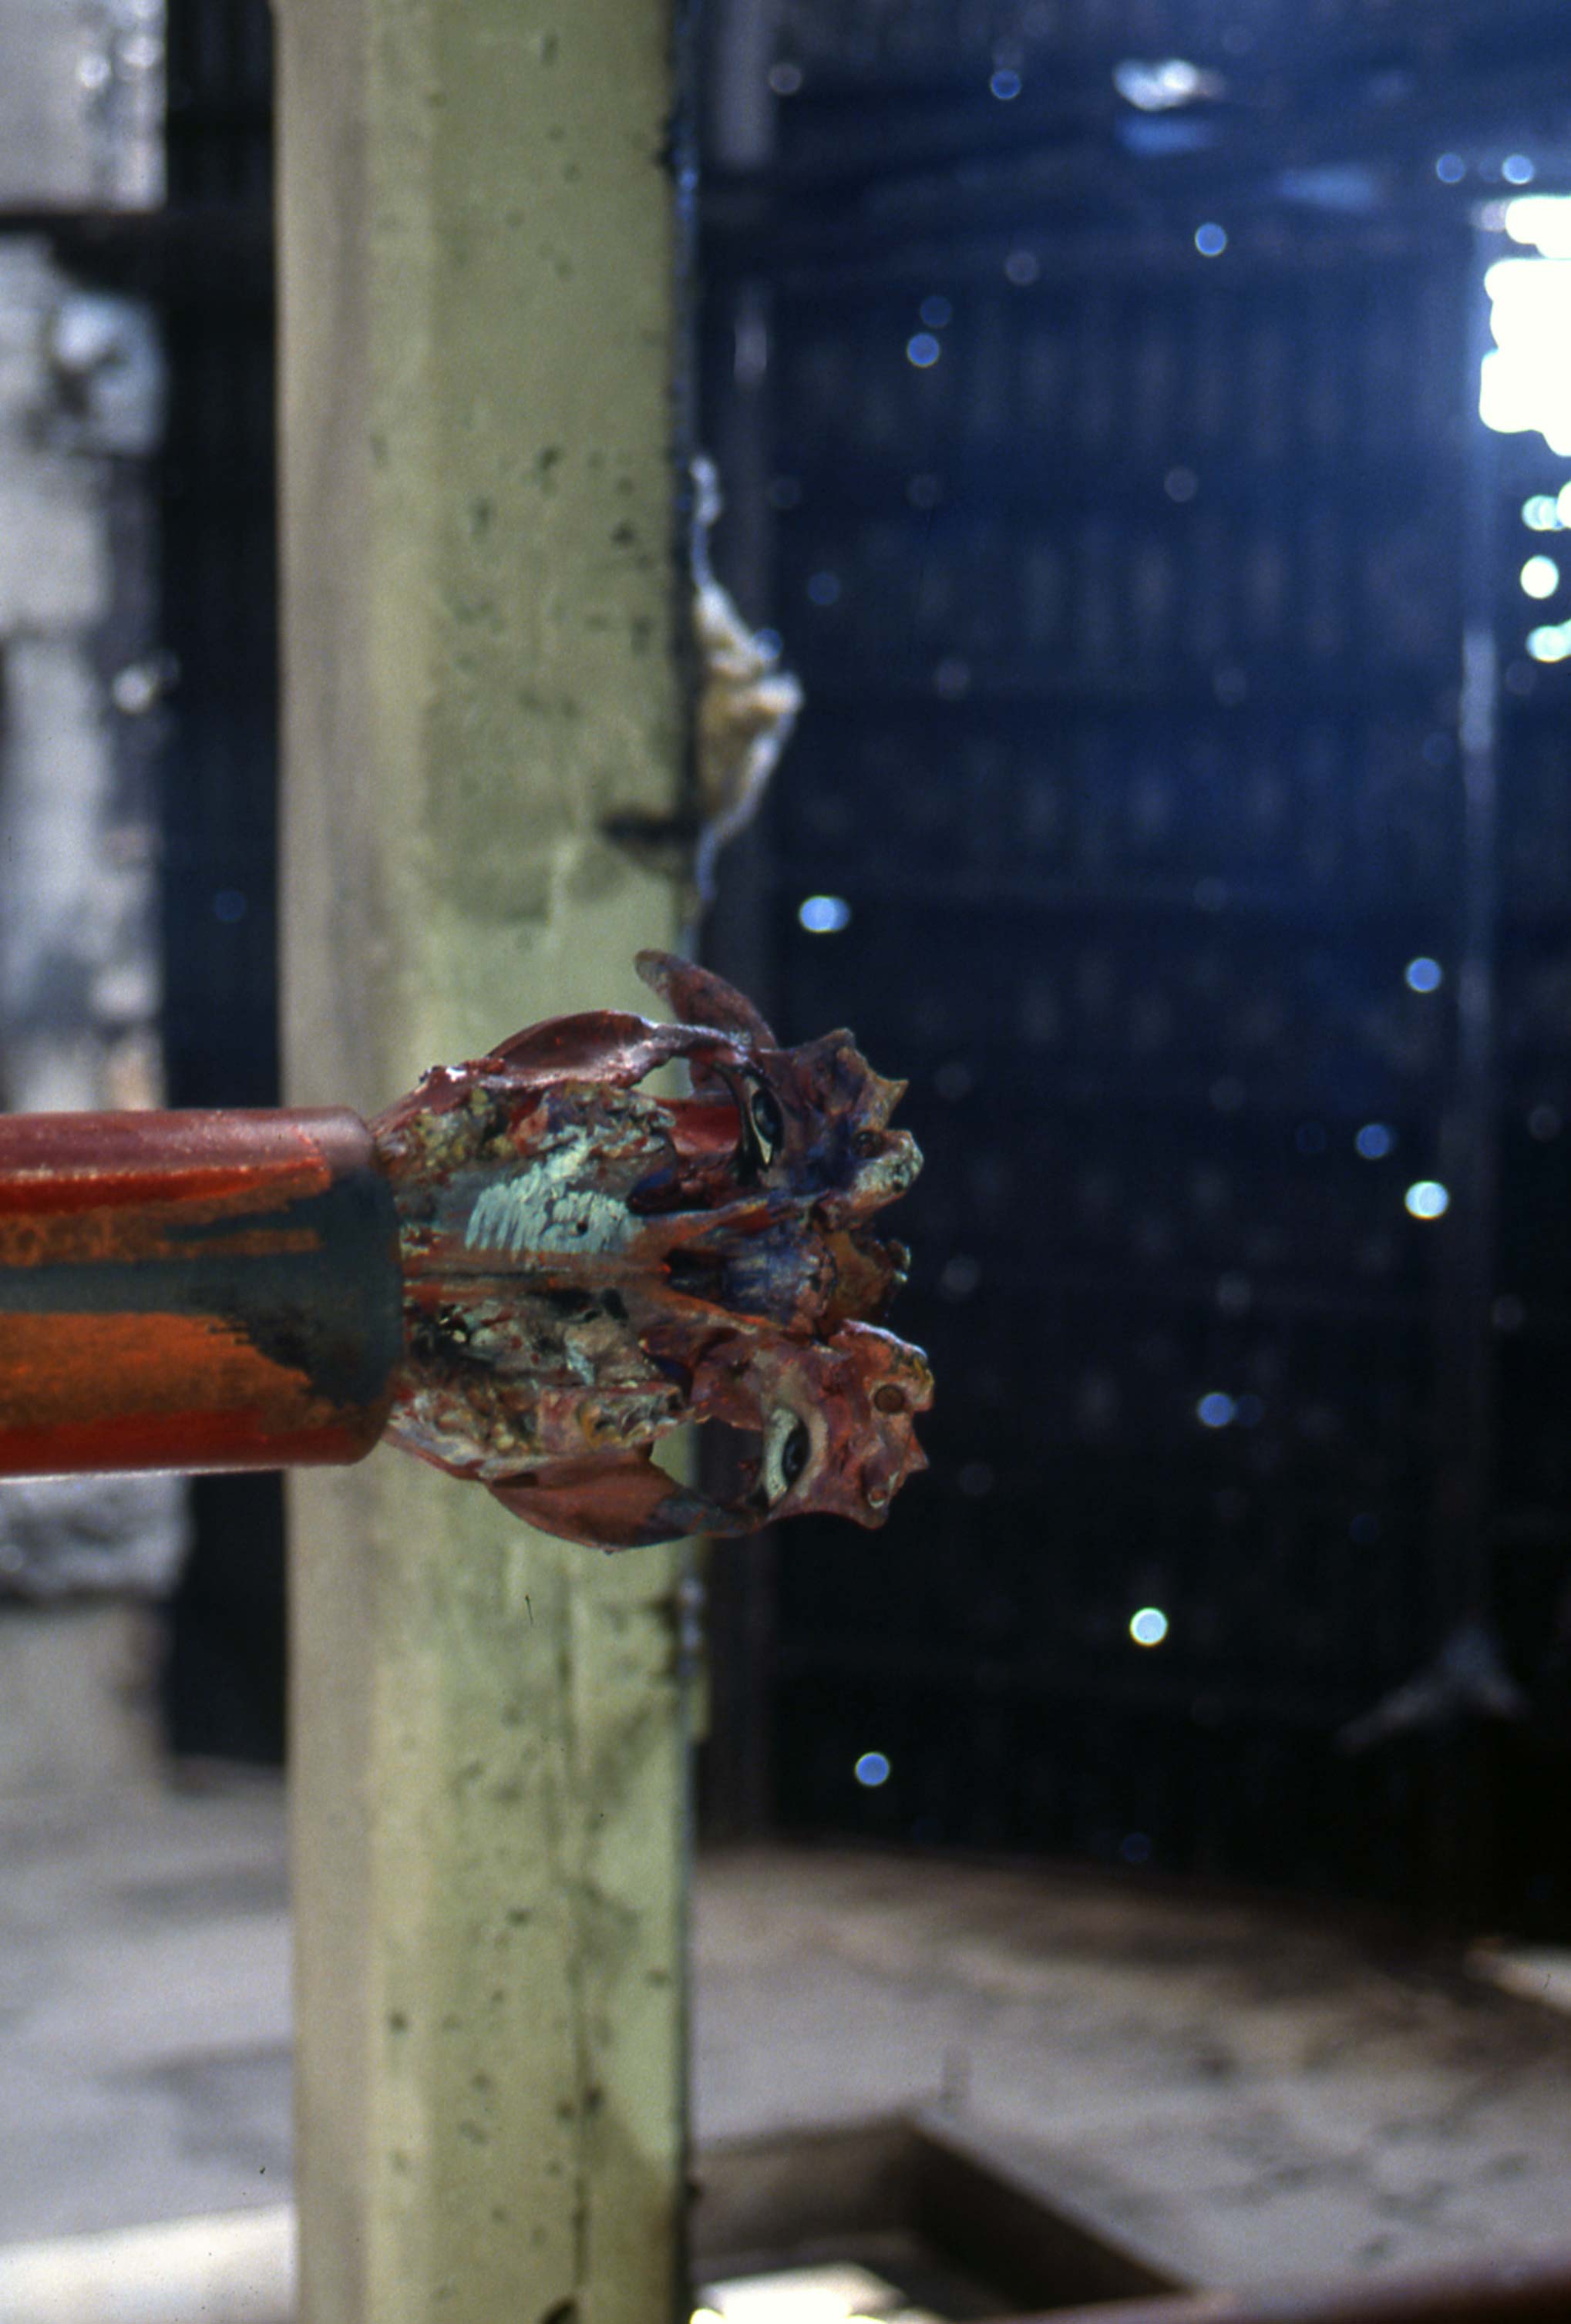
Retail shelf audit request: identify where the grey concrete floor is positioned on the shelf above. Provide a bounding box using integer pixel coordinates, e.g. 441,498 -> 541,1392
0,1778 -> 289,2245
5,1777 -> 1571,2294
694,1849 -> 1571,2292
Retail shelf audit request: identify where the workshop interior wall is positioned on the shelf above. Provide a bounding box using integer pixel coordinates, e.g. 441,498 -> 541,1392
0,2 -> 182,1734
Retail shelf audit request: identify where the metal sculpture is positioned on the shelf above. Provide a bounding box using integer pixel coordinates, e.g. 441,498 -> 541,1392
0,954 -> 930,1552
373,950 -> 931,1548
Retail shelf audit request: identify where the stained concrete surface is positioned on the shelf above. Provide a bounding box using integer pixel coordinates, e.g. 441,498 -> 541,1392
694,1851 -> 1571,2292
5,1780 -> 1571,2295
0,1780 -> 290,2244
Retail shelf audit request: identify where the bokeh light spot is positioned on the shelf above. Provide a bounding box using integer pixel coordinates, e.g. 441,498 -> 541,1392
798,893 -> 851,934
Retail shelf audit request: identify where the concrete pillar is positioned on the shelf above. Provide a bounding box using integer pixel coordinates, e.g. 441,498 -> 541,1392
274,5 -> 692,2321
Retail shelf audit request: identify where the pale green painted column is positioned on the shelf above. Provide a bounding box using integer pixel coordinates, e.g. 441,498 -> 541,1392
274,5 -> 692,2320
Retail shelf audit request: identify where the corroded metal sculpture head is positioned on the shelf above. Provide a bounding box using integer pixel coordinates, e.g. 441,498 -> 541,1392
371,953 -> 930,1549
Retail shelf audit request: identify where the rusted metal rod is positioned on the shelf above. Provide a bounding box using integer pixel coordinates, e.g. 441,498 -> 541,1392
0,954 -> 930,1545
0,1108 -> 402,1475
1001,2245 -> 1571,2324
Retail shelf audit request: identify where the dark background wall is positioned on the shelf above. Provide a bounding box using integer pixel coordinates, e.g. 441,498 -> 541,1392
699,0 -> 1571,1932
156,0 -> 282,1761
45,0 -> 1571,1925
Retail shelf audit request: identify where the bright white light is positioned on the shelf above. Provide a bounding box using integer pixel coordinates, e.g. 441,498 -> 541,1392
1114,58 -> 1211,111
1405,1180 -> 1451,1220
1405,957 -> 1443,993
1523,495 -> 1563,530
700,2268 -> 902,2324
1130,1606 -> 1169,1647
1557,483 -> 1571,526
1482,250 -> 1571,455
711,2295 -> 849,2324
799,893 -> 851,934
853,1751 -> 891,1788
1196,1391 -> 1236,1428
1522,554 -> 1562,598
1505,195 -> 1571,256
1528,623 -> 1571,663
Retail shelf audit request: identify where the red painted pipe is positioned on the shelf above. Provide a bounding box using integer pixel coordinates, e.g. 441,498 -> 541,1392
0,1109 -> 402,1475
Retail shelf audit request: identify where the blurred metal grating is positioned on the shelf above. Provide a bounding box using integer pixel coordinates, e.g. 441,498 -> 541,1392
700,0 -> 1571,1928
155,0 -> 284,1762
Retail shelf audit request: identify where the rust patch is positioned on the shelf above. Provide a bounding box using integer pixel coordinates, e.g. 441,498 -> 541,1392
0,1311 -> 360,1471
